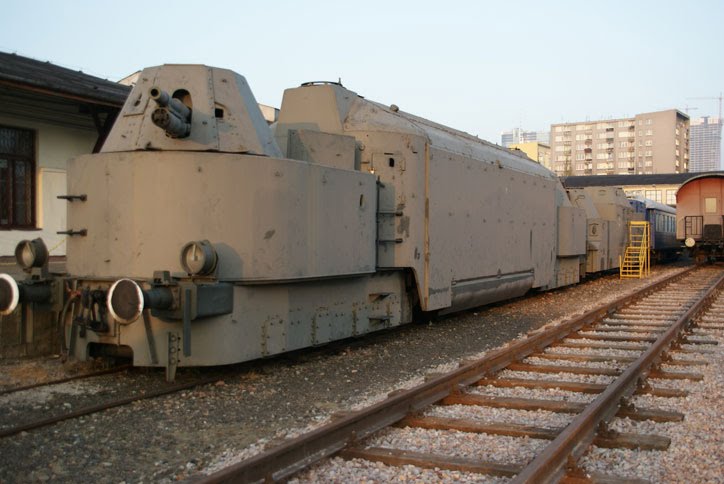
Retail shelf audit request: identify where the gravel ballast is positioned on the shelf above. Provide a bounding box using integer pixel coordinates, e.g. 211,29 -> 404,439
578,324 -> 724,482
0,265 -> 708,482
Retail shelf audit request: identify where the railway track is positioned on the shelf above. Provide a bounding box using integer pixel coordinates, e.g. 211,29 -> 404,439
199,265 -> 724,483
0,363 -> 131,397
0,368 -> 225,439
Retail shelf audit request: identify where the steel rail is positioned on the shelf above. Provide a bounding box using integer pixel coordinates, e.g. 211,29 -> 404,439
512,270 -> 724,483
0,364 -> 132,397
199,267 -> 696,483
0,373 -> 224,438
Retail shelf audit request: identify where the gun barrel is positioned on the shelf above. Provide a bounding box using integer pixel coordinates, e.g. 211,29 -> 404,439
149,87 -> 192,138
149,87 -> 171,107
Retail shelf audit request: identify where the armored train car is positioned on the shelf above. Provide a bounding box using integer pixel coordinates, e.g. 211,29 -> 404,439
0,64 -> 588,378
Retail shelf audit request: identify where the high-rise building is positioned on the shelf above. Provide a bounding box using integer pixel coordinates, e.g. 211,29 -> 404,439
549,110 -> 689,177
689,117 -> 722,172
500,128 -> 549,147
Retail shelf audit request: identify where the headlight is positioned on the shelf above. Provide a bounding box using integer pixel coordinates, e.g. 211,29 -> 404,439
14,238 -> 49,269
107,278 -> 144,324
180,240 -> 217,276
685,237 -> 696,248
0,274 -> 20,316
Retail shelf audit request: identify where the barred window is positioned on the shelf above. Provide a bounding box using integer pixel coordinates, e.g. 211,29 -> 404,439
0,126 -> 36,228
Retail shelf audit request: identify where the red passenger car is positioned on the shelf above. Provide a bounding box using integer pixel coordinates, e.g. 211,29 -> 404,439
676,173 -> 724,261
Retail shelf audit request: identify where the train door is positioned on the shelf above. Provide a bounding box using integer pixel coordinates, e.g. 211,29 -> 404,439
702,193 -> 722,240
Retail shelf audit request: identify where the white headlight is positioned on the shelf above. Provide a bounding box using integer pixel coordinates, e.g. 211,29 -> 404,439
14,238 -> 49,269
685,237 -> 696,248
180,240 -> 217,276
0,274 -> 20,316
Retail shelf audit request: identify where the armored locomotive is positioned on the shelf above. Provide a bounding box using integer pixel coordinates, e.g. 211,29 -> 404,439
0,64 -> 592,378
565,186 -> 637,274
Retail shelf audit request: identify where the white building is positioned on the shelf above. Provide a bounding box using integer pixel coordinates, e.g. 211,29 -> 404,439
0,52 -> 129,256
500,128 -> 550,147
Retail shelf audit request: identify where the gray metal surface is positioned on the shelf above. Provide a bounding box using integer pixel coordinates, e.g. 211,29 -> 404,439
276,82 -> 584,313
66,152 -> 377,282
102,65 -> 281,157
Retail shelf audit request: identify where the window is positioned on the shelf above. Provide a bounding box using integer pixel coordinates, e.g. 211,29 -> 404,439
645,190 -> 662,202
705,198 -> 717,214
0,126 -> 36,228
666,190 -> 676,205
555,135 -> 563,142
645,140 -> 653,147
645,118 -> 653,125
645,129 -> 653,136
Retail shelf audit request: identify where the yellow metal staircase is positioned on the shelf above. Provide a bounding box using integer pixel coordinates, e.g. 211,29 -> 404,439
620,221 -> 650,279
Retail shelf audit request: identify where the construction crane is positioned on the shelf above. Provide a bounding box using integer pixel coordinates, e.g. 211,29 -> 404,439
686,93 -> 723,119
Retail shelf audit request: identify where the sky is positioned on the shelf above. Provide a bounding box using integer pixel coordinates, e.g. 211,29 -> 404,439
1,0 -> 722,148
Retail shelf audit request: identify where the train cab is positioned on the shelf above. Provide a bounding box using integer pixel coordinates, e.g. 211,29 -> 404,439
676,173 -> 724,260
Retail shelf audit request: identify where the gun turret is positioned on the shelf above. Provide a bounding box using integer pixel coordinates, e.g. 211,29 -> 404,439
149,87 -> 192,138
101,65 -> 282,155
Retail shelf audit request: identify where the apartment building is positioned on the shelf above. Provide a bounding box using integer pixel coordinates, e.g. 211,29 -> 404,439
500,127 -> 550,147
689,116 -> 722,172
509,142 -> 551,170
549,110 -> 689,177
